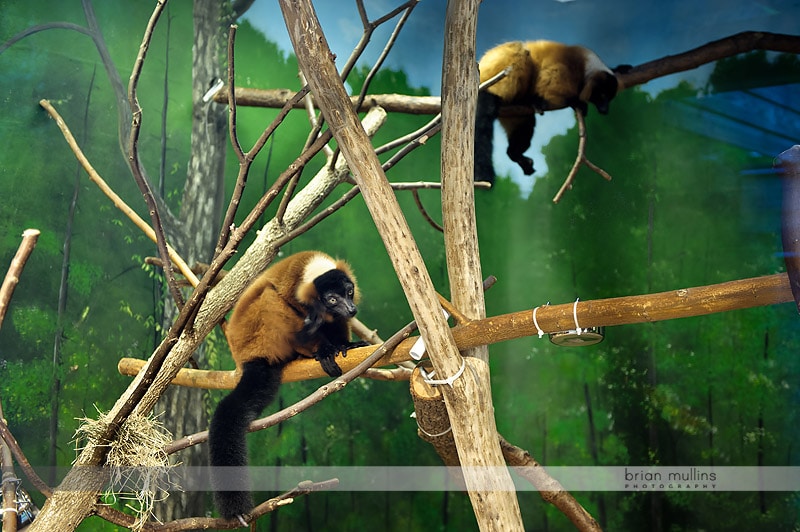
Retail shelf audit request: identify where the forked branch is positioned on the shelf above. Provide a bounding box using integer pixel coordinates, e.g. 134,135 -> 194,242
552,110 -> 613,203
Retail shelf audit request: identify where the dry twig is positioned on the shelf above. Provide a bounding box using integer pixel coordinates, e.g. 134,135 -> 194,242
92,479 -> 338,531
552,110 -> 613,203
0,419 -> 52,498
125,0 -> 183,308
0,229 -> 40,329
38,100 -> 199,286
499,437 -> 602,532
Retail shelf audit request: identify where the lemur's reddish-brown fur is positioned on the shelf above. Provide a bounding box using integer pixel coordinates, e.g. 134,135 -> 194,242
225,250 -> 359,368
475,40 -> 619,182
479,40 -> 617,113
210,250 -> 363,521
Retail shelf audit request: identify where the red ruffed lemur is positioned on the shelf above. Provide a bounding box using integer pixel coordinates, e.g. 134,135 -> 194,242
475,40 -> 624,183
209,251 -> 366,522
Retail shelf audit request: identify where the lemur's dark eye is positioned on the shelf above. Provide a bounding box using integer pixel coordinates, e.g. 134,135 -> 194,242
328,296 -> 337,305
347,289 -> 354,298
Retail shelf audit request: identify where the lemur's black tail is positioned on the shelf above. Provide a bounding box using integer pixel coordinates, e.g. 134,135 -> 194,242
474,90 -> 502,185
209,358 -> 282,520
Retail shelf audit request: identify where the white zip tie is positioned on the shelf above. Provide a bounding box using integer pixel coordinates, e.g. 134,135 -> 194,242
202,78 -> 225,103
532,305 -> 544,338
416,421 -> 453,438
421,357 -> 466,387
532,302 -> 550,338
573,298 -> 582,335
0,508 -> 18,515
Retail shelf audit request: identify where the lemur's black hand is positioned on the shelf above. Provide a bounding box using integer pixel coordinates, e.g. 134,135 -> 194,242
315,345 -> 343,377
343,340 -> 370,356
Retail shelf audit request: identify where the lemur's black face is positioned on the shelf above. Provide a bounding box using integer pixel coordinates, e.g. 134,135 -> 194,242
313,269 -> 358,319
589,72 -> 618,115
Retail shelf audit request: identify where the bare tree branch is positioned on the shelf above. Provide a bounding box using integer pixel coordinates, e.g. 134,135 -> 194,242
0,229 -> 40,329
439,1 -> 523,526
213,87 -> 443,113
337,0 -> 419,85
217,32 -> 800,114
92,479 -> 338,530
0,22 -> 93,54
351,1 -> 418,112
215,23 -> 312,256
225,25 -> 245,162
125,0 -> 184,308
499,437 -> 602,532
0,418 -> 52,498
616,30 -> 800,89
552,110 -> 613,203
38,99 -> 199,286
1,401 -> 20,532
120,272 -> 795,387
412,189 -> 443,232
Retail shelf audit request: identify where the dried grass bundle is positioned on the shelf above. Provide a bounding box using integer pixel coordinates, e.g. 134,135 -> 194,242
74,409 -> 178,530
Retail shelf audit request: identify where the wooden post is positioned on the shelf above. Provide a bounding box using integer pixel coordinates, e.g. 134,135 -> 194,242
278,1 -> 522,529
439,0 -> 524,529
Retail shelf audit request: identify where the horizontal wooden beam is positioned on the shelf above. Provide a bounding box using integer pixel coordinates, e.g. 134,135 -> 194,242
214,87 -> 443,115
118,272 -> 794,389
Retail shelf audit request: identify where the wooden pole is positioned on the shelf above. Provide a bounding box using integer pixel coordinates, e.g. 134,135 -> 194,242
118,272 -> 795,388
277,1 -> 522,529
439,0 -> 524,529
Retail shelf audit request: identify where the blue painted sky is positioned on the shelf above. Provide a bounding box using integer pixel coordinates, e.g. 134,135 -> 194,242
245,0 -> 800,192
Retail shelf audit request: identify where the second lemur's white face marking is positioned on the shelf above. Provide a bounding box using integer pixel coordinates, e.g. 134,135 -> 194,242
583,49 -> 612,76
301,253 -> 337,289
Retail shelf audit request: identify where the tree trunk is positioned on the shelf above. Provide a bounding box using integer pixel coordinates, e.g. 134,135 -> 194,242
153,0 -> 228,522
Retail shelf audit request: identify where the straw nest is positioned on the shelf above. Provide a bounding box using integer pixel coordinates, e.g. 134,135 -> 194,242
74,409 -> 178,530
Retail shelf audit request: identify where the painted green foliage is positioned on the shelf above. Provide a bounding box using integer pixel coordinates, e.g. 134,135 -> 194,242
0,1 -> 797,531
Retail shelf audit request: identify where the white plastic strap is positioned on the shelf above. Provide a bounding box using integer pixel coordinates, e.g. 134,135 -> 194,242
573,298 -> 582,335
202,78 -> 225,103
409,336 -> 426,361
532,306 -> 544,338
416,421 -> 453,438
0,508 -> 18,515
421,357 -> 466,387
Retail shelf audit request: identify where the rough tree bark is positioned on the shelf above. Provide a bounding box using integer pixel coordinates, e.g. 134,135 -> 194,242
439,0 -> 523,529
280,0 -> 522,529
153,0 -> 230,522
